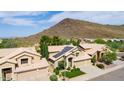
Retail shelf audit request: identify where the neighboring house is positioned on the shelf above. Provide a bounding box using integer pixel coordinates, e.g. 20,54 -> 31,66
0,47 -> 49,81
84,38 -> 124,42
49,43 -> 109,68
79,43 -> 109,61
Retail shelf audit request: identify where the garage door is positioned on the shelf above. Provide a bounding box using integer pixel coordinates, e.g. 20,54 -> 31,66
75,60 -> 91,67
16,68 -> 49,81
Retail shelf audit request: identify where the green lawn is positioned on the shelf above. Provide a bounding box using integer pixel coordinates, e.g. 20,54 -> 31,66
62,68 -> 86,78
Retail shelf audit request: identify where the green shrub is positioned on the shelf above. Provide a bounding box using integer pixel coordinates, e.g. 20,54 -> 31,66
62,68 -> 85,78
91,56 -> 96,65
54,68 -> 60,75
104,58 -> 112,65
50,74 -> 58,81
102,52 -> 117,65
96,64 -> 105,69
71,69 -> 75,72
58,61 -> 66,70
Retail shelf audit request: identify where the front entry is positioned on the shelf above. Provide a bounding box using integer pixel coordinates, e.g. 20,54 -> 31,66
68,57 -> 73,67
2,68 -> 12,81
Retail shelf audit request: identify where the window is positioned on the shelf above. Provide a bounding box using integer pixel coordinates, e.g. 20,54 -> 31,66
76,52 -> 79,56
21,58 -> 28,64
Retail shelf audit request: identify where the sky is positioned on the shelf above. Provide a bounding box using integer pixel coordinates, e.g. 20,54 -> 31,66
0,11 -> 124,38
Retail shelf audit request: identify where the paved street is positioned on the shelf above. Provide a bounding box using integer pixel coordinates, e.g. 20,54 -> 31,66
90,67 -> 124,81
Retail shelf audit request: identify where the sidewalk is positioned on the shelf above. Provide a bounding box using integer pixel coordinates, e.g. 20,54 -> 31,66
69,60 -> 124,81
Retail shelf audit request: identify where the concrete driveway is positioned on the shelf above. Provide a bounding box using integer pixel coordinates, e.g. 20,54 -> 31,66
70,60 -> 124,81
70,65 -> 104,81
90,67 -> 124,81
79,65 -> 103,74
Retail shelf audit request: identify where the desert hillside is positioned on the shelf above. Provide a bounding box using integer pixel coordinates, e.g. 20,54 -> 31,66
15,18 -> 124,46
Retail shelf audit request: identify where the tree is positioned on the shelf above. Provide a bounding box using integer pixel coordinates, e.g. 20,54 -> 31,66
40,42 -> 49,59
58,61 -> 67,70
40,35 -> 50,59
51,36 -> 61,45
0,39 -> 17,48
40,35 -> 51,45
70,39 -> 80,46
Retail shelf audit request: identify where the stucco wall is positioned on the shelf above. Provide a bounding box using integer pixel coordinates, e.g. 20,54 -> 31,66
74,59 -> 91,67
15,67 -> 49,81
0,63 -> 15,81
10,52 -> 41,67
0,63 -> 15,69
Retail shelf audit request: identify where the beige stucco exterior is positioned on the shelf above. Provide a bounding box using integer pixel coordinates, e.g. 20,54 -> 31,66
75,60 -> 91,67
49,44 -> 109,69
50,46 -> 92,68
0,47 -> 49,81
15,67 -> 49,81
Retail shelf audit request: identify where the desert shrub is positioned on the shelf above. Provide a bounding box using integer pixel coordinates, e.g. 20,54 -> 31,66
49,74 -> 58,81
122,56 -> 124,59
102,52 -> 117,65
96,64 -> 105,69
94,38 -> 106,44
121,56 -> 124,61
106,40 -> 123,51
118,46 -> 124,52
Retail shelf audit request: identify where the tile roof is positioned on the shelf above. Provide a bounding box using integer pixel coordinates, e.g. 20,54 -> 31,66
49,45 -> 76,61
79,43 -> 105,50
73,53 -> 91,62
0,47 -> 41,64
48,45 -> 67,53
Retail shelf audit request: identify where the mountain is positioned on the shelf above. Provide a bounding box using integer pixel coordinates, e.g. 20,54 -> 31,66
16,18 -> 124,47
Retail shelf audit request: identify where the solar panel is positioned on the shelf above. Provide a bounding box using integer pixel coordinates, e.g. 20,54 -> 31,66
53,46 -> 74,58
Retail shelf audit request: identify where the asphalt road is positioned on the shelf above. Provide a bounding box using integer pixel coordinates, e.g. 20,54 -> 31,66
90,67 -> 124,81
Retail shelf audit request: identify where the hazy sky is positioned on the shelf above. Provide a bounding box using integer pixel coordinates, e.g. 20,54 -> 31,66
0,11 -> 124,38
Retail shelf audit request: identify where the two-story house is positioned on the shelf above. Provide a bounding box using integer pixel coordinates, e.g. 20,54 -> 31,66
0,47 -> 49,81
